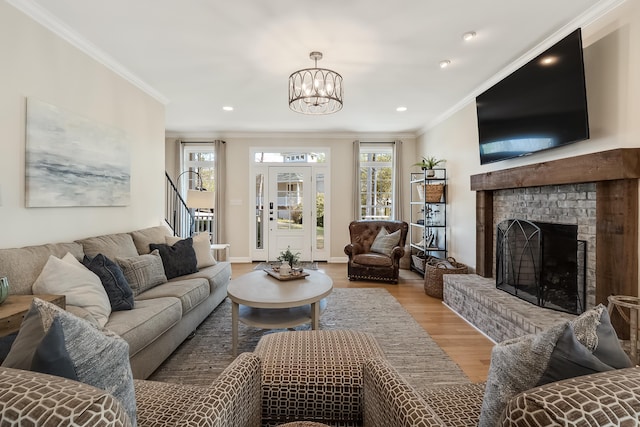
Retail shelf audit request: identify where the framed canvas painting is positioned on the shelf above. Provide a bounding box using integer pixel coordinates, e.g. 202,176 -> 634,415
25,98 -> 131,207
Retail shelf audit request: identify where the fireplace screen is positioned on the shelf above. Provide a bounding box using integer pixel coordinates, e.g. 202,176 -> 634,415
496,219 -> 586,315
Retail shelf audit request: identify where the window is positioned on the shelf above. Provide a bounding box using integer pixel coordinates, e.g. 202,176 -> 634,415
359,143 -> 393,220
183,147 -> 216,240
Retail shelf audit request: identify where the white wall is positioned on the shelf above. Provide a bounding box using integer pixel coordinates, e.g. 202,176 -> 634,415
417,0 -> 640,271
0,2 -> 166,249
166,134 -> 416,261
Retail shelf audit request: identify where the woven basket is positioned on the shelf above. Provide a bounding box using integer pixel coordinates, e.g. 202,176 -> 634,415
411,254 -> 426,271
424,257 -> 468,299
424,183 -> 445,203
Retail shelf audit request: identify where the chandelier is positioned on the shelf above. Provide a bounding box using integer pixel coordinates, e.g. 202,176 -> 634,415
289,51 -> 343,115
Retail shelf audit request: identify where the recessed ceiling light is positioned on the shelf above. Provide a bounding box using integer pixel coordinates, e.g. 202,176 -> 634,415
439,60 -> 451,69
540,56 -> 558,66
463,31 -> 477,41
396,106 -> 407,112
222,106 -> 234,111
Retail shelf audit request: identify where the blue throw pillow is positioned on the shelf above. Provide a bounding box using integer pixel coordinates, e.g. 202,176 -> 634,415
30,317 -> 78,380
83,254 -> 134,311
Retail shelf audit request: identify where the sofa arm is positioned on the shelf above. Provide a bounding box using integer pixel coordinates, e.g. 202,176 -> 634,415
177,352 -> 261,426
363,358 -> 445,427
500,367 -> 640,426
344,242 -> 364,258
0,367 -> 132,426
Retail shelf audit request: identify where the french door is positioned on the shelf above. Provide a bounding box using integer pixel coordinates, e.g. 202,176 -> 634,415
267,167 -> 312,262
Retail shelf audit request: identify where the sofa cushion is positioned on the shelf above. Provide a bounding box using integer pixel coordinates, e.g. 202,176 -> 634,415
479,305 -> 632,427
32,253 -> 111,327
130,226 -> 172,255
105,297 -> 182,358
116,250 -> 167,296
77,233 -> 139,260
83,254 -> 134,311
166,233 -> 216,269
149,238 -> 198,280
2,298 -> 136,425
370,227 -> 401,256
170,262 -> 232,294
0,242 -> 84,295
135,279 -> 209,315
353,253 -> 393,267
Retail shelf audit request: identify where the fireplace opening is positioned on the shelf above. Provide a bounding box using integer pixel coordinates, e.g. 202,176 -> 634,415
496,219 -> 586,315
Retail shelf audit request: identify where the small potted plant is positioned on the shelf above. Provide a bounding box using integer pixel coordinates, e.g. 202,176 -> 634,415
413,156 -> 445,177
277,246 -> 301,268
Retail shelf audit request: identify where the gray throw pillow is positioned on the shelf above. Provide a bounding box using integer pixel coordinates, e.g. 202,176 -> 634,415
149,238 -> 198,280
370,227 -> 401,256
2,298 -> 137,426
479,304 -> 632,427
116,249 -> 167,296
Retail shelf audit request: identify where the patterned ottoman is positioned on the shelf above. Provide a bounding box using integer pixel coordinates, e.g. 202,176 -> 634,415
254,330 -> 385,426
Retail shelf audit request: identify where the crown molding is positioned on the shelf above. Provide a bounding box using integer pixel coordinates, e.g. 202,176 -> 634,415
7,0 -> 169,105
165,130 -> 417,141
417,0 -> 627,137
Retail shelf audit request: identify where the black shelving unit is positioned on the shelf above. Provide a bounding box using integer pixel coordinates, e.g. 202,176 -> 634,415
409,168 -> 447,275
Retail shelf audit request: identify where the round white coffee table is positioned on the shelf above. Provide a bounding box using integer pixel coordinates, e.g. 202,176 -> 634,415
227,269 -> 333,355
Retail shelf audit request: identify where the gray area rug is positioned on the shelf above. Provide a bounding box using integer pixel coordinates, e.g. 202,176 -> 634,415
149,288 -> 469,391
254,261 -> 318,270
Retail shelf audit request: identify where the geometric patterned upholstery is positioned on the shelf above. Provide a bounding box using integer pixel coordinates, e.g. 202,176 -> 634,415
363,358 -> 446,427
0,366 -> 132,426
254,330 -> 385,426
134,352 -> 262,426
420,382 -> 486,426
500,367 -> 640,426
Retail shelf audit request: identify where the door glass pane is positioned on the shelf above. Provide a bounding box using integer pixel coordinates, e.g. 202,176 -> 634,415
316,173 -> 325,250
277,172 -> 304,230
255,173 -> 265,249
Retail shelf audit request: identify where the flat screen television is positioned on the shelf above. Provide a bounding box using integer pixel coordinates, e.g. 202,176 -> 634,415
476,28 -> 589,165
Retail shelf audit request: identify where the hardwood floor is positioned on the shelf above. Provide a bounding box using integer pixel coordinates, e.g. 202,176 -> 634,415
231,262 -> 494,383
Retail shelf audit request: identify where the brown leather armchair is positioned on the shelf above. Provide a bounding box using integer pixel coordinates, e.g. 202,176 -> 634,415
344,220 -> 408,284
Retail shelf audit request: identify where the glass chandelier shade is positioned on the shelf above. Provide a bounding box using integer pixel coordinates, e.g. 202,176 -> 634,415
289,52 -> 343,115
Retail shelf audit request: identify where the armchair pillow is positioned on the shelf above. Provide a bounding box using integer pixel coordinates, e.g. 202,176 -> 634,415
31,252 -> 111,327
370,227 -> 401,256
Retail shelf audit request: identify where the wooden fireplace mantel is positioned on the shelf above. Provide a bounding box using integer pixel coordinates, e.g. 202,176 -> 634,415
471,148 -> 640,305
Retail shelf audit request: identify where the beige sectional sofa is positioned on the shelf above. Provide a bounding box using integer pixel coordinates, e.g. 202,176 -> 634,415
0,225 -> 231,379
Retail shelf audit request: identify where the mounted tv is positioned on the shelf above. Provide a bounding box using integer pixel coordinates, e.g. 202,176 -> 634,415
476,28 -> 589,165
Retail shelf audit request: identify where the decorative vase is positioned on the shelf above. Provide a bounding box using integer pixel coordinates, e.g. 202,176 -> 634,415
426,169 -> 436,177
0,277 -> 9,304
279,262 -> 292,276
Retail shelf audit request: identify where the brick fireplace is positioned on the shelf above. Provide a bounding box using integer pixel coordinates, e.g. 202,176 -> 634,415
472,148 -> 640,307
443,149 -> 640,343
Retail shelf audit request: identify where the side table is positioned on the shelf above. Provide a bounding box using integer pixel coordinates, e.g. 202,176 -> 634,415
607,294 -> 640,365
210,243 -> 230,261
0,294 -> 66,337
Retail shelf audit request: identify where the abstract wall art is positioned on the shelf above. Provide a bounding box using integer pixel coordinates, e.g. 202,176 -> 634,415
25,98 -> 131,207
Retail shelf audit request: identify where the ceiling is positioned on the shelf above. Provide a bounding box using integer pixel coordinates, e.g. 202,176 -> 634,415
16,0 -> 620,135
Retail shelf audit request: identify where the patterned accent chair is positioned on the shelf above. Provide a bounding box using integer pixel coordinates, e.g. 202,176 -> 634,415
0,352 -> 262,427
344,220 -> 408,284
362,357 -> 640,426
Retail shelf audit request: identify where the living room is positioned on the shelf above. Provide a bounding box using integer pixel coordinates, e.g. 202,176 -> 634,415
1,0 -> 640,426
